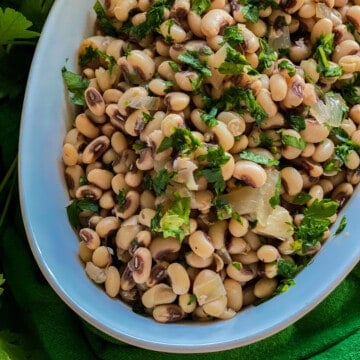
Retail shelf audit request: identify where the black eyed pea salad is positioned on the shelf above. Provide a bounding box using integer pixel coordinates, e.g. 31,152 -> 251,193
62,0 -> 360,323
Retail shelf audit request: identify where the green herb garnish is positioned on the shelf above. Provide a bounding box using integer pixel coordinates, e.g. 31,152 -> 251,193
239,150 -> 279,166
157,128 -> 202,154
61,67 -> 90,105
66,198 -> 99,229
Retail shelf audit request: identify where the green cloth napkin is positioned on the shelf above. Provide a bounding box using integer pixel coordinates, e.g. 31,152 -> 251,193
0,204 -> 359,359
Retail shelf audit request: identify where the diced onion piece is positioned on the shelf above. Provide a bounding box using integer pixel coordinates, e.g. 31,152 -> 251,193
254,205 -> 294,240
315,3 -> 332,19
310,93 -> 345,128
128,96 -> 160,110
268,26 -> 291,52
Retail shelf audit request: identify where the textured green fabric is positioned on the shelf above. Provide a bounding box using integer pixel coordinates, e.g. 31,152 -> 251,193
0,205 -> 359,359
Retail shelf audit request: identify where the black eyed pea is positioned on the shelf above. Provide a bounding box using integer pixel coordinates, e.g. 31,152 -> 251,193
149,237 -> 181,262
128,247 -> 152,284
65,165 -> 85,197
289,38 -> 312,63
307,185 -> 324,206
223,278 -> 243,312
111,131 -> 128,154
300,118 -> 330,143
62,143 -> 79,166
351,130 -> 360,146
104,266 -> 121,298
208,220 -> 227,249
155,39 -> 170,57
179,293 -> 197,313
263,262 -> 278,279
202,295 -> 227,318
157,60 -> 178,82
341,118 -> 357,137
85,261 -> 107,284
228,216 -> 249,238
148,78 -> 172,97
75,184 -> 103,201
227,236 -> 248,255
230,134 -> 249,154
78,241 -> 93,263
111,173 -> 130,195
120,264 -> 136,291
278,238 -> 296,255
200,9 -> 235,38
84,87 -> 106,117
212,252 -> 225,272
346,5 -> 360,32
167,263 -> 191,295
75,113 -> 100,139
185,251 -> 214,268
220,154 -> 235,181
92,246 -> 112,268
146,262 -> 169,287
282,74 -> 305,108
243,233 -> 261,251
112,149 -> 136,174
232,250 -> 259,265
82,135 -> 110,164
302,83 -> 317,107
99,190 -> 115,210
254,278 -> 278,298
141,283 -> 177,308
87,168 -> 113,190
280,167 -> 303,196
103,88 -> 123,104
153,304 -> 185,323
331,182 -> 354,206
164,92 -> 190,111
256,245 -> 280,263
301,143 -> 315,158
238,25 -> 260,53
117,87 -> 148,117
300,58 -> 320,84
226,262 -> 256,282
174,71 -> 201,92
140,190 -> 156,209
138,208 -> 157,227
113,0 -> 137,21
269,73 -> 288,102
95,67 -> 118,93
312,139 -> 335,163
95,216 -> 120,238
246,18 -> 267,38
332,40 -> 360,64
310,18 -> 333,44
349,104 -> 360,125
338,54 -> 360,73
190,108 -> 210,133
161,113 -> 185,137
217,111 -> 246,137
233,160 -> 267,188
192,269 -> 226,306
188,231 -> 215,259
298,2 -> 316,18
318,179 -> 334,195
115,190 -> 140,219
115,224 -> 142,251
106,103 -> 126,132
346,170 -> 360,186
256,88 -> 278,118
159,20 -> 187,43
136,148 -> 155,171
125,168 -> 143,188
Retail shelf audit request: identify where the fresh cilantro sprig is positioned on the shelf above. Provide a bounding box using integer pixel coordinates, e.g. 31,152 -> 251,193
222,26 -> 245,48
239,151 -> 279,166
157,128 -> 202,154
151,193 -> 191,242
66,198 -> 99,229
79,46 -> 116,72
200,107 -> 218,127
257,38 -> 277,72
292,192 -> 312,205
278,59 -> 296,77
239,0 -> 278,23
276,258 -> 299,278
61,67 -> 90,105
218,47 -> 253,75
281,134 -> 306,150
143,169 -> 176,196
178,50 -> 212,78
191,0 -> 211,15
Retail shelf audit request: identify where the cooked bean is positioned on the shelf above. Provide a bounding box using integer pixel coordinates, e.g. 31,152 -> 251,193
167,262 -> 191,295
233,160 -> 267,188
92,246 -> 112,267
254,278 -> 278,298
281,167 -> 303,195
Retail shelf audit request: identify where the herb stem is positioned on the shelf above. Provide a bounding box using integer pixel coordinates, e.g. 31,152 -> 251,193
0,167 -> 17,229
0,155 -> 18,194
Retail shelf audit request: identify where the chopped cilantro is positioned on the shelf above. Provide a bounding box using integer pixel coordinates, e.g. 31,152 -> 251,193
168,61 -> 180,72
269,175 -> 281,208
187,294 -> 197,305
285,114 -> 306,132
66,198 -> 99,229
340,74 -> 360,105
200,107 -> 218,127
292,192 -> 312,205
281,134 -> 306,150
79,176 -> 89,186
274,278 -> 296,294
157,127 -> 202,154
335,216 -> 347,235
142,112 -> 154,125
61,67 -> 90,105
239,0 -> 278,23
146,169 -> 176,196
218,47 -> 252,75
178,50 -> 212,78
132,141 -> 147,151
212,197 -> 240,221
239,151 -> 279,166
278,59 -> 296,77
116,190 -> 126,211
259,133 -> 274,148
151,193 -> 191,242
257,38 -> 277,72
222,26 -> 245,48
191,0 -> 211,15
232,262 -> 242,271
277,258 -> 299,278
93,0 -> 118,37
79,46 -> 116,73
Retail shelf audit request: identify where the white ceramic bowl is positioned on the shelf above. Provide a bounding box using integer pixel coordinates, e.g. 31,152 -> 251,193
19,0 -> 360,353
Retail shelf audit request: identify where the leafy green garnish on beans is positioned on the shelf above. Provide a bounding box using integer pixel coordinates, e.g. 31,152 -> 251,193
144,169 -> 176,196
335,216 -> 347,235
278,60 -> 296,77
178,50 -> 211,78
151,193 -> 191,242
212,197 -> 241,221
222,26 -> 244,48
285,114 -> 306,132
281,134 -> 306,150
294,199 -> 338,249
239,151 -> 279,166
340,73 -> 360,105
269,175 -> 281,208
218,47 -> 252,75
61,67 -> 90,105
274,278 -> 295,294
93,0 -> 118,37
191,0 -> 211,15
276,258 -> 299,278
200,107 -> 218,127
79,46 -> 116,73
122,0 -> 174,40
66,198 -> 99,229
257,38 -> 277,72
292,192 -> 312,205
157,128 -> 202,154
239,0 -> 278,23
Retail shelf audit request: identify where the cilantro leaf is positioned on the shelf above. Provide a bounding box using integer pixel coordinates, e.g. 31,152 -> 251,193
281,134 -> 306,150
93,0 -> 118,36
151,193 -> 191,242
277,258 -> 299,278
79,46 -> 116,72
278,59 -> 296,77
274,278 -> 296,294
191,0 -> 211,15
257,38 -> 277,72
218,47 -> 253,75
239,150 -> 279,166
269,175 -> 281,208
222,26 -> 245,48
285,114 -> 306,132
212,197 -> 240,221
0,7 -> 39,46
292,192 -> 312,205
61,67 -> 90,105
146,169 -> 176,196
178,50 -> 211,78
335,215 -> 347,235
200,107 -> 218,127
157,128 -> 201,154
66,198 -> 99,229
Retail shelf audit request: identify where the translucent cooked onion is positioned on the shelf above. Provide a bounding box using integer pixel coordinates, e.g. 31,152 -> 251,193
128,96 -> 161,110
268,25 -> 291,52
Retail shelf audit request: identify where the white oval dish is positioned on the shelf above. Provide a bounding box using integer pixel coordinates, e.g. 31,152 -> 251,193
19,0 -> 360,353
